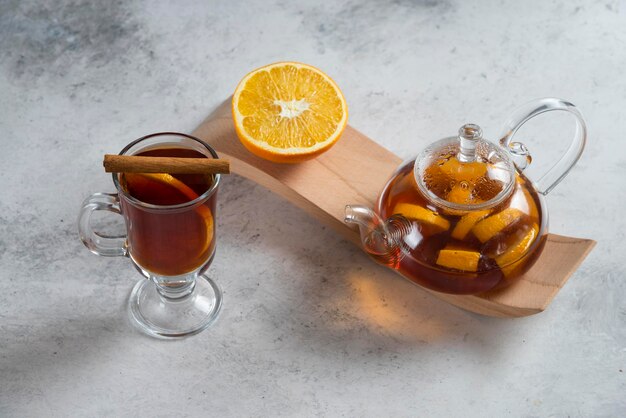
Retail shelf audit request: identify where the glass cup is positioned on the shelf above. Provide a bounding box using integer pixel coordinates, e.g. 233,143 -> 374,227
78,132 -> 222,338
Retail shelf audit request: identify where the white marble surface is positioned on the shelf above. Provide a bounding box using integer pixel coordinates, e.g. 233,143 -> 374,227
1,0 -> 625,416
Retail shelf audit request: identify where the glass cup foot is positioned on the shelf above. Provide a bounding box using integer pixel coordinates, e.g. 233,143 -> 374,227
128,275 -> 222,339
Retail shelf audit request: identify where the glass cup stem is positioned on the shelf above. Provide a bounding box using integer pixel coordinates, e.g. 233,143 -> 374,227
153,275 -> 197,300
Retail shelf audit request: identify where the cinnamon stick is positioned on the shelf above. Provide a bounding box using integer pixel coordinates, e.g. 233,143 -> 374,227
103,154 -> 230,174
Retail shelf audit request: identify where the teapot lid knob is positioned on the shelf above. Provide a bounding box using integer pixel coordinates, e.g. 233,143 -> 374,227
458,124 -> 482,163
413,123 -> 516,211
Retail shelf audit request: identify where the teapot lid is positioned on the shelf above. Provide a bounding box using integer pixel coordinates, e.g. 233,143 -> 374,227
414,124 -> 516,211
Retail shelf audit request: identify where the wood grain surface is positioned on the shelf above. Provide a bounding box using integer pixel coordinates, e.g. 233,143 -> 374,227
192,99 -> 596,317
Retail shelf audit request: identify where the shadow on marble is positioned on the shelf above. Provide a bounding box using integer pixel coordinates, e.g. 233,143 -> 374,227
1,313 -> 131,384
215,176 -> 524,362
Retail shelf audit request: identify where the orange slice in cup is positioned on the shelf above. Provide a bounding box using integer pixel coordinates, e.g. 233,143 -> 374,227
122,173 -> 214,254
123,173 -> 201,202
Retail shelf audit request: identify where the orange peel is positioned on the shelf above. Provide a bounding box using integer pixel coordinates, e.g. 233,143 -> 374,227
495,223 -> 539,277
392,203 -> 450,232
472,208 -> 523,243
451,210 -> 491,240
436,247 -> 481,272
122,173 -> 214,255
439,158 -> 487,182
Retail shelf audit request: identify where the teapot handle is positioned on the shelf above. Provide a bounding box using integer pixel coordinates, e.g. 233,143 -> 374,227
499,97 -> 587,195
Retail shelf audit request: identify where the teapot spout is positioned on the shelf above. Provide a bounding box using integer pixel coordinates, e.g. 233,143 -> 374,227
345,205 -> 411,267
345,205 -> 383,232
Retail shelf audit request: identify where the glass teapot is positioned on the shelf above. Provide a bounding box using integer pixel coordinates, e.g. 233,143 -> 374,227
345,98 -> 587,295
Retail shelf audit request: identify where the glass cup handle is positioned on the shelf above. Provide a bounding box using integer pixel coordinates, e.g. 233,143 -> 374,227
78,193 -> 128,257
498,97 -> 587,195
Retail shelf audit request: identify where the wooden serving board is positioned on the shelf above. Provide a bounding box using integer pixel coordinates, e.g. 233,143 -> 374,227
193,100 -> 596,318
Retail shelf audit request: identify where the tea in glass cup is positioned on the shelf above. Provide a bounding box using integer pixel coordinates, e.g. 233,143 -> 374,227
78,132 -> 222,338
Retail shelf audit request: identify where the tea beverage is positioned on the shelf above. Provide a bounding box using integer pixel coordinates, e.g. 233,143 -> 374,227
118,148 -> 217,276
377,156 -> 547,294
347,102 -> 586,299
79,132 -> 224,338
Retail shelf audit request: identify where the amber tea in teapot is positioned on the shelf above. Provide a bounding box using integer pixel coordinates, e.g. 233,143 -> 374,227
377,147 -> 546,294
346,98 -> 587,295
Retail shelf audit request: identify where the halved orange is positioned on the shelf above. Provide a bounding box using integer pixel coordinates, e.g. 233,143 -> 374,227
232,62 -> 348,163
